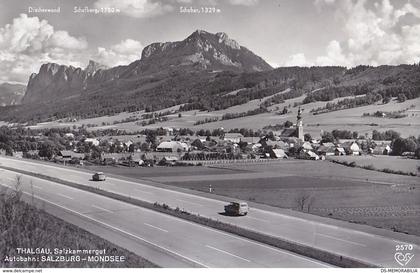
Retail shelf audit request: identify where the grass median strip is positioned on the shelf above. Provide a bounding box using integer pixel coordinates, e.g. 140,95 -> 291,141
0,165 -> 376,268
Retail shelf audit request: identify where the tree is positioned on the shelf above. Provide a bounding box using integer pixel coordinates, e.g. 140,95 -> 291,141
321,132 -> 335,143
397,93 -> 407,102
415,147 -> 420,159
382,96 -> 391,104
128,144 -> 135,153
304,133 -> 312,142
391,137 -> 417,155
284,120 -> 293,128
294,191 -> 314,212
38,142 -> 56,159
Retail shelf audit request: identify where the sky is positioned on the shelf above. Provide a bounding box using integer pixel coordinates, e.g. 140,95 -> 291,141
0,0 -> 419,84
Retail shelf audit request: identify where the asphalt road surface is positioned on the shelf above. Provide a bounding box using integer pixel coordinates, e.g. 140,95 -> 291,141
0,156 -> 419,268
0,167 -> 329,268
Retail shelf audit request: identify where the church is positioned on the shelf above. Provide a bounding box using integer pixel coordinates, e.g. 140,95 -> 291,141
279,107 -> 304,142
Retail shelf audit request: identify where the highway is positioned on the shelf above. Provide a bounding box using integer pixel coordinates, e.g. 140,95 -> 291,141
0,167 -> 329,268
0,156 -> 419,267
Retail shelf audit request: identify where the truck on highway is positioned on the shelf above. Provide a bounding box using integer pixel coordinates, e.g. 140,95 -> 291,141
92,172 -> 106,181
224,201 -> 249,216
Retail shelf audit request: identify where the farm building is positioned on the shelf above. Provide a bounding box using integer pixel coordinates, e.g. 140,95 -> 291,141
156,141 -> 189,152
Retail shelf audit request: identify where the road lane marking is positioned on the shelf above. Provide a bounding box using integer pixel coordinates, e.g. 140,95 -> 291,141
33,185 -> 42,190
134,189 -> 153,195
247,216 -> 271,223
92,205 -> 113,213
316,233 -> 367,247
196,219 -> 329,267
57,193 -> 74,200
0,183 -> 209,268
144,223 -> 169,233
176,199 -> 203,206
206,245 -> 250,262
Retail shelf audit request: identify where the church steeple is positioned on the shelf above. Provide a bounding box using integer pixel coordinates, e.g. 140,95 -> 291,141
296,107 -> 304,141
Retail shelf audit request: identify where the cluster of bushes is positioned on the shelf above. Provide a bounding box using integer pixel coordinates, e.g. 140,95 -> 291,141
362,110 -> 407,119
194,117 -> 219,126
221,107 -> 268,120
331,160 -> 417,176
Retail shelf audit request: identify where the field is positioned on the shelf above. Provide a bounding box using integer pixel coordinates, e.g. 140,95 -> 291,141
24,94 -> 420,138
88,160 -> 420,236
329,155 -> 420,174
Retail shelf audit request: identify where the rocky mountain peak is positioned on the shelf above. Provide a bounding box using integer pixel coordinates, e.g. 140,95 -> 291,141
139,30 -> 272,73
85,60 -> 108,74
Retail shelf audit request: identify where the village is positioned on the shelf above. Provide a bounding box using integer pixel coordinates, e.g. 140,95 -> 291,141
2,107 -> 415,170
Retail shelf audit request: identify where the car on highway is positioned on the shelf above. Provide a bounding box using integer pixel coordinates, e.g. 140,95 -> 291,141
224,201 -> 249,216
92,172 -> 106,181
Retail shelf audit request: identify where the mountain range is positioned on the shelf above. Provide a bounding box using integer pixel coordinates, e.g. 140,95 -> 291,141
22,30 -> 272,105
0,83 -> 26,106
0,30 -> 419,124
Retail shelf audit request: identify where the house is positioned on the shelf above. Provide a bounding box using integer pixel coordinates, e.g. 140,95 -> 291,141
300,142 -> 313,151
156,141 -> 189,152
317,145 -> 336,156
251,143 -> 262,153
159,156 -> 179,166
59,150 -> 85,160
124,140 -> 134,148
64,133 -> 75,139
125,152 -> 144,166
241,137 -> 260,145
369,145 -> 392,155
335,147 -> 346,156
321,142 -> 335,148
191,139 -> 205,150
269,149 -> 288,159
102,153 -> 128,164
84,138 -> 100,146
341,142 -> 361,155
223,133 -> 243,143
26,150 -> 39,157
162,127 -> 174,136
298,150 -> 319,160
13,152 -> 23,159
